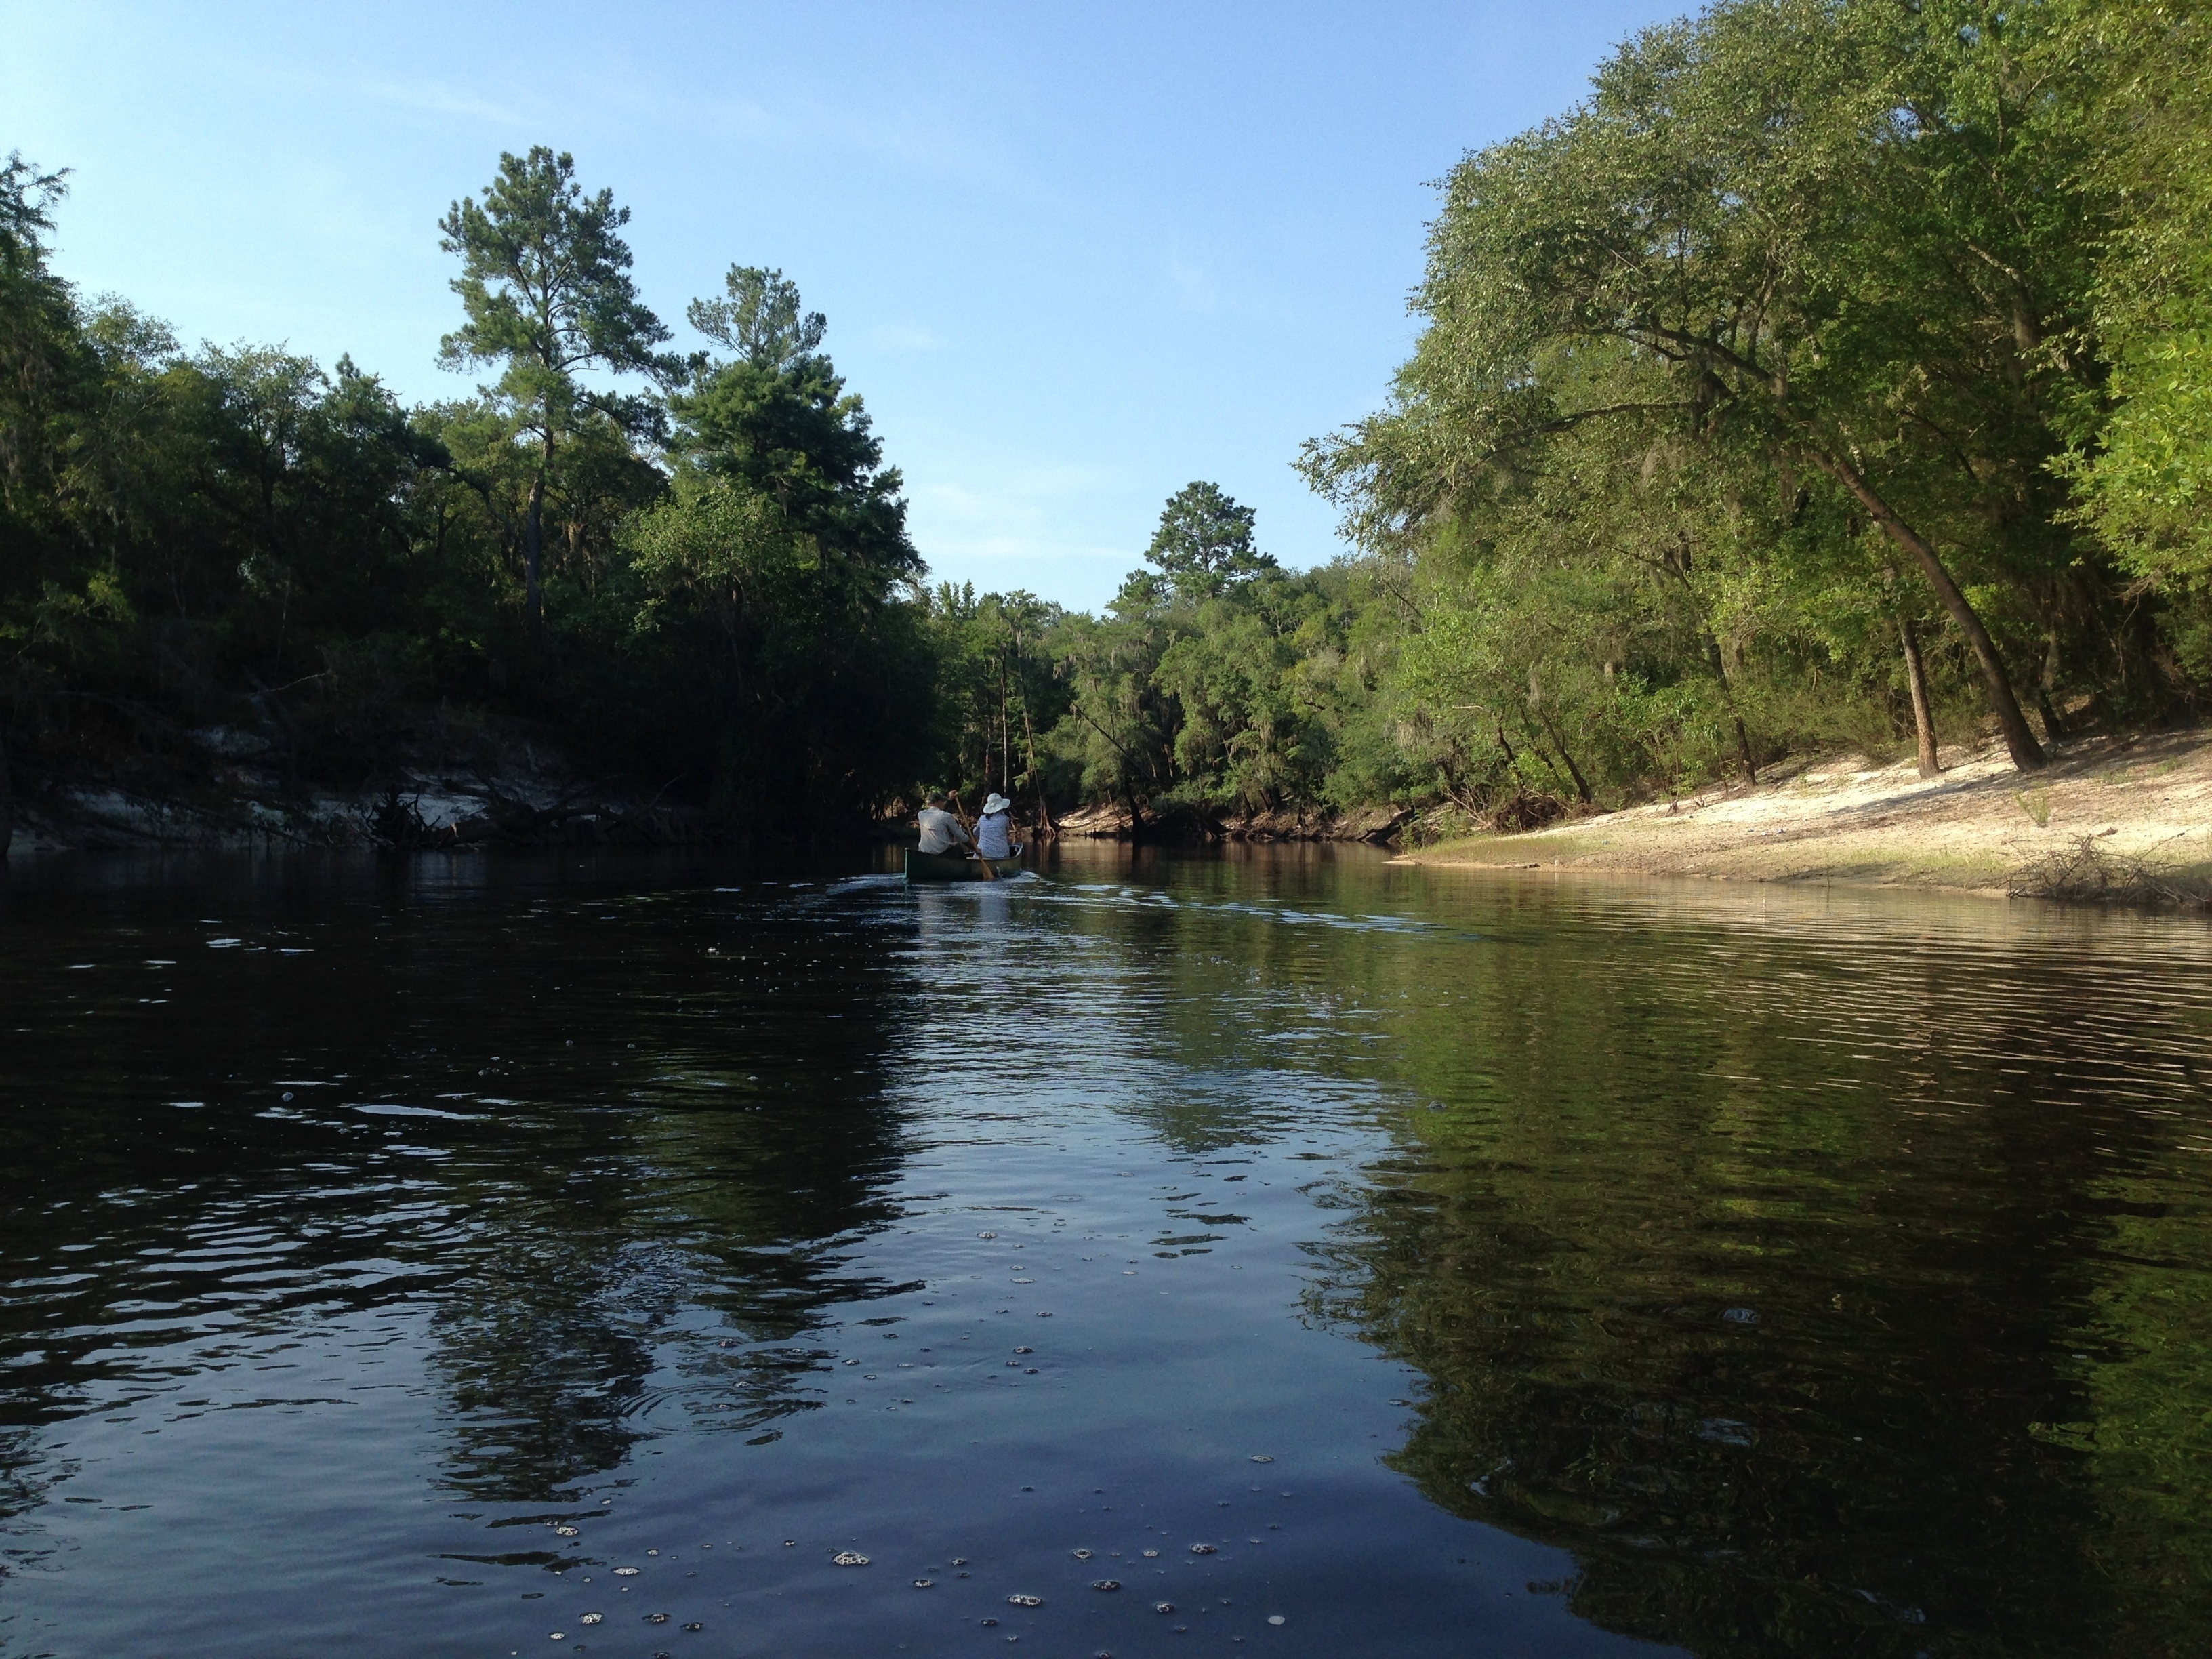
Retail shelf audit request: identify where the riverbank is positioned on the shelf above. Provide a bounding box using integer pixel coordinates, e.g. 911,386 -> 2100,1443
1053,800 -> 1408,843
1392,728 -> 2212,906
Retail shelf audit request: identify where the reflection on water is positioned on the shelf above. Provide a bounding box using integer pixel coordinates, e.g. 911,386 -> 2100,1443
1,845 -> 2208,1656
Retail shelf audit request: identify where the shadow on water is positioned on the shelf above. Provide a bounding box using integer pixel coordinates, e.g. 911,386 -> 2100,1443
0,850 -> 919,1519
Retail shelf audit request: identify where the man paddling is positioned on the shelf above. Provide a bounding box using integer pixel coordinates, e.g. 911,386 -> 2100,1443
916,792 -> 972,857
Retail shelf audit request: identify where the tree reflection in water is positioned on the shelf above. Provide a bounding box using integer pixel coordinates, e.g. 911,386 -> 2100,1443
1294,879 -> 2212,1656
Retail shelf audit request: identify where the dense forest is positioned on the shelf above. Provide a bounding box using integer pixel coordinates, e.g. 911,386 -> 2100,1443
3,0 -> 2209,848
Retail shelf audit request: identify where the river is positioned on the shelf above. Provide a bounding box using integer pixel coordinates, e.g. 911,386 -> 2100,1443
3,844 -> 2208,1656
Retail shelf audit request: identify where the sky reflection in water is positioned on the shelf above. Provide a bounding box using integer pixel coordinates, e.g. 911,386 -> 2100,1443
2,845 -> 2209,1657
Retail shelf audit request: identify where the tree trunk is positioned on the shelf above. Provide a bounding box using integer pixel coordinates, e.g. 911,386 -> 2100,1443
1534,709 -> 1594,804
1668,554 -> 1757,783
1021,695 -> 1054,835
2036,621 -> 2067,741
1807,451 -> 2046,771
523,470 -> 546,632
1702,631 -> 1757,782
1897,613 -> 1941,776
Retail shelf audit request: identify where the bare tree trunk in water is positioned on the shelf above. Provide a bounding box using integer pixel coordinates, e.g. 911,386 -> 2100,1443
1807,451 -> 2045,770
1897,613 -> 1941,777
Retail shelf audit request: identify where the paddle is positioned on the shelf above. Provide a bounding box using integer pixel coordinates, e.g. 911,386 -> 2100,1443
949,792 -> 998,880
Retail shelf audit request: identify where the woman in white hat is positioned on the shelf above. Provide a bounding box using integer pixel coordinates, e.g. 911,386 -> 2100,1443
972,792 -> 1021,860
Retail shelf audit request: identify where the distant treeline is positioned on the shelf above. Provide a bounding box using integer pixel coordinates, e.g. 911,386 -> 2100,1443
947,0 -> 2212,830
5,0 -> 2211,844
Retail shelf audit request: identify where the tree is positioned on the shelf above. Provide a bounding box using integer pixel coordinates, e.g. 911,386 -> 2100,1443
1144,480 -> 1277,600
629,268 -> 928,816
1306,0 -> 2104,771
437,147 -> 671,630
2058,0 -> 2212,673
687,266 -> 825,371
0,151 -> 77,855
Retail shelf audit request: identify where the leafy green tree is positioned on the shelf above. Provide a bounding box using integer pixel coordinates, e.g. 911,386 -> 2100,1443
687,265 -> 825,371
437,147 -> 672,630
628,268 -> 928,817
2059,0 -> 2212,671
1144,480 -> 1277,600
1307,0 -> 2114,772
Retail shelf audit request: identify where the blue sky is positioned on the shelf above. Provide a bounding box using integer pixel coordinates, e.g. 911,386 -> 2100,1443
4,1 -> 1681,610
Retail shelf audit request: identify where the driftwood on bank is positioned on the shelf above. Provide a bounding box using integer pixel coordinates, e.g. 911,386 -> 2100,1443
1051,800 -> 1409,844
2005,833 -> 2210,908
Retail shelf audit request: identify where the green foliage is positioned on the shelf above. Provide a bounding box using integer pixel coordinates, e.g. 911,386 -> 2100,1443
437,147 -> 673,627
12,0 -> 2212,836
0,147 -> 930,830
1299,0 -> 2212,806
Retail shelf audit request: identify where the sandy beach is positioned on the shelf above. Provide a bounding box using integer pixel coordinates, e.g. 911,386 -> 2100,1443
1391,727 -> 2212,904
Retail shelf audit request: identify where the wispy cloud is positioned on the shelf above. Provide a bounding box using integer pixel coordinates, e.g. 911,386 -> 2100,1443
358,79 -> 533,128
869,321 -> 945,352
1167,253 -> 1218,314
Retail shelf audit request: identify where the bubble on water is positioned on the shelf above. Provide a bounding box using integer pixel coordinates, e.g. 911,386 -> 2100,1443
1092,1580 -> 1122,1591
1721,1307 -> 1759,1325
833,1551 -> 870,1566
1007,1594 -> 1044,1607
1141,1549 -> 1158,1558
1153,1601 -> 1175,1614
951,1558 -> 969,1565
644,1549 -> 659,1557
682,1623 -> 702,1632
1036,1310 -> 1052,1317
981,1618 -> 1000,1627
645,1613 -> 669,1624
979,1232 -> 997,1239
613,1568 -> 639,1577
1249,1455 -> 1273,1463
579,1614 -> 602,1625
782,1540 -> 795,1547
1025,1368 -> 1040,1374
1267,1614 -> 1286,1625
548,1635 -> 565,1643
1072,1549 -> 1092,1559
1014,1347 -> 1033,1355
1189,1544 -> 1216,1555
555,1526 -> 580,1538
914,1578 -> 935,1589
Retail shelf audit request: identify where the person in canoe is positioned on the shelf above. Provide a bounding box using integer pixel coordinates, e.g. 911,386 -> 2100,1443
973,792 -> 1021,860
916,792 -> 973,857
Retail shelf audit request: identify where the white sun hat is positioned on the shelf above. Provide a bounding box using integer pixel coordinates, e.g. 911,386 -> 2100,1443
981,793 -> 1012,815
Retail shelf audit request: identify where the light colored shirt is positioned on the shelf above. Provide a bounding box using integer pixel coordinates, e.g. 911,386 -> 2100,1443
917,806 -> 969,855
975,811 -> 1015,858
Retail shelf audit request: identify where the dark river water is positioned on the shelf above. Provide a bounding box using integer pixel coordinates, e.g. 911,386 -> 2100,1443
3,844 -> 2209,1658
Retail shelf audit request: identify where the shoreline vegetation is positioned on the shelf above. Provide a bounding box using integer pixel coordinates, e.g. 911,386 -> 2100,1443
6,2 -> 2212,909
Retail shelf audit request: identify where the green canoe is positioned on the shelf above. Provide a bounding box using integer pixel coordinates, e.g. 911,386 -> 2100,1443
905,848 -> 1025,882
